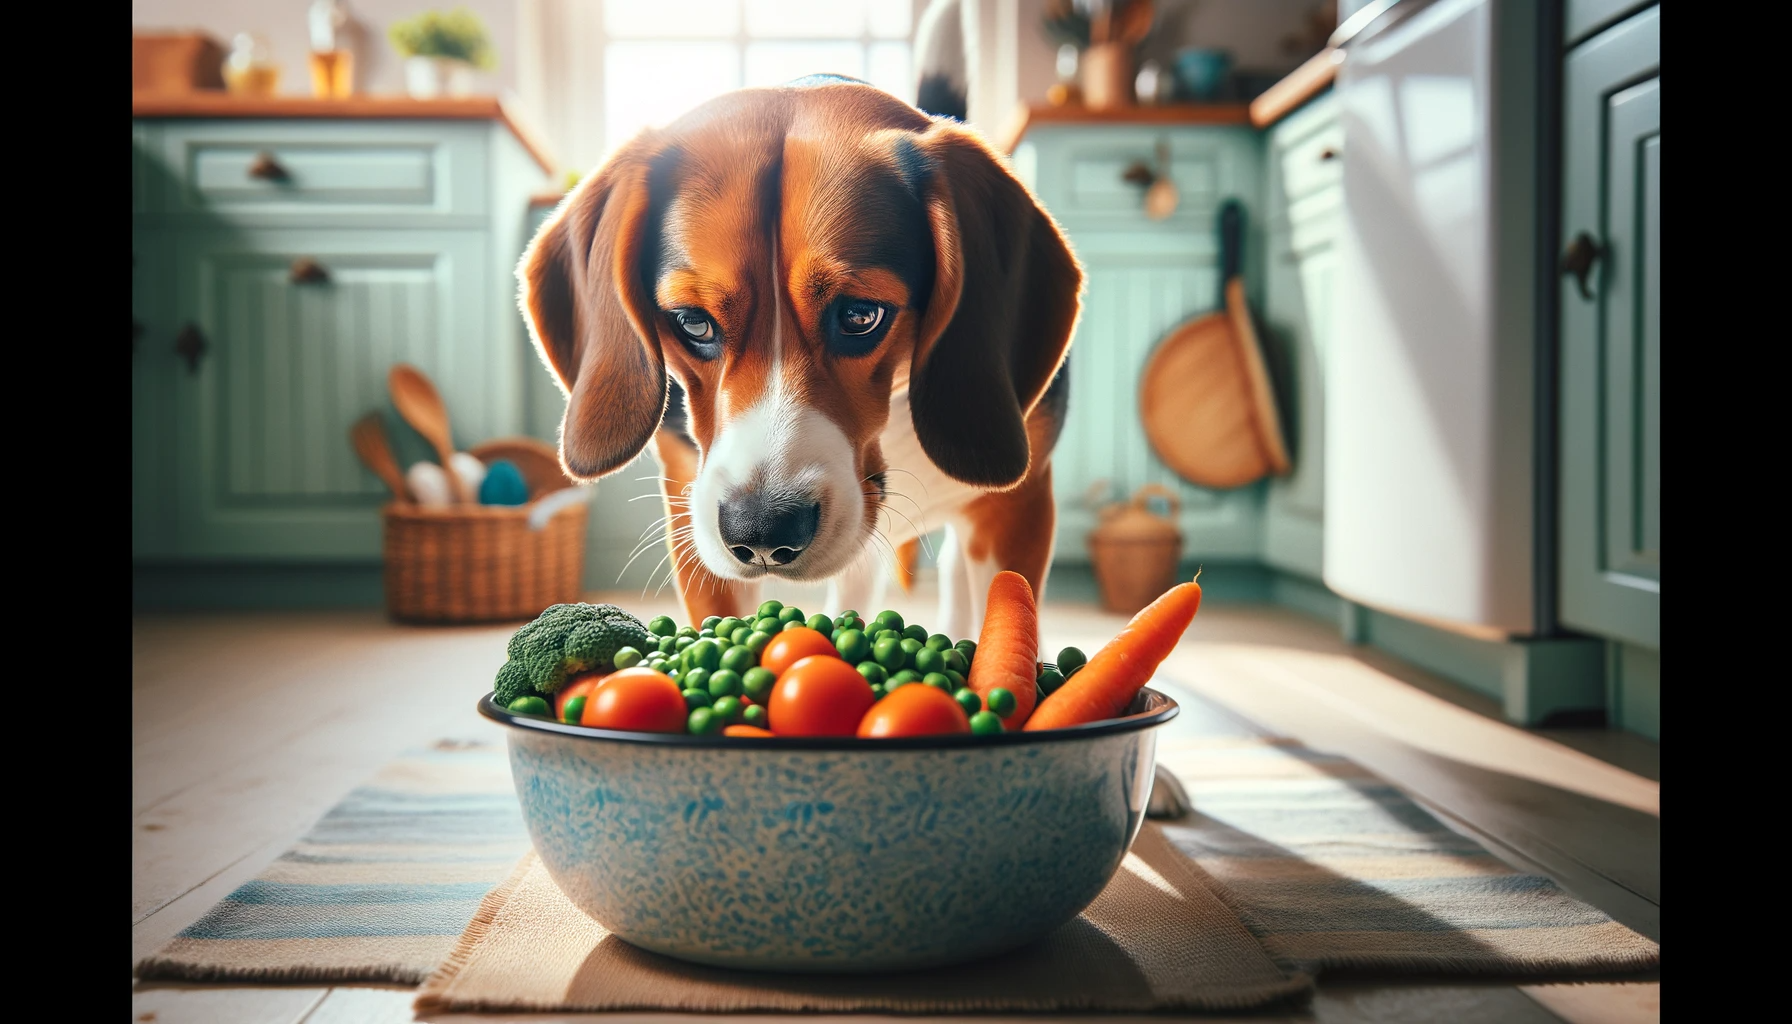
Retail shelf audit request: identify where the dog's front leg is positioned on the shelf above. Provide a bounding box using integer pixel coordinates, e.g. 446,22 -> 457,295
651,431 -> 759,624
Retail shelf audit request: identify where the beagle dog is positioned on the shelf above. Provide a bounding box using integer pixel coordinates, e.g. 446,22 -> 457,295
519,77 -> 1083,641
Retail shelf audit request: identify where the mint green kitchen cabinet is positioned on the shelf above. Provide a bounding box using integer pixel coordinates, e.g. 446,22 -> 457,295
1559,6 -> 1659,654
1262,94 -> 1340,581
1013,124 -> 1268,563
131,114 -> 547,586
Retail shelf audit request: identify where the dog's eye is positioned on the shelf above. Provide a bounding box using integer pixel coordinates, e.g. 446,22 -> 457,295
668,309 -> 721,359
827,299 -> 894,357
838,301 -> 885,336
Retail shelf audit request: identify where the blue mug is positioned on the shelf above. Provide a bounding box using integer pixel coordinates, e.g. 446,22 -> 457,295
1174,48 -> 1234,101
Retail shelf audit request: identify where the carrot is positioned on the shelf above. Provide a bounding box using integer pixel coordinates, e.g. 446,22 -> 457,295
723,724 -> 776,738
1024,580 -> 1203,731
967,571 -> 1040,729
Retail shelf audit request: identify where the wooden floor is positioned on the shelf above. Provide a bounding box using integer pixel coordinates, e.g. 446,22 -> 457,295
132,589 -> 1659,1023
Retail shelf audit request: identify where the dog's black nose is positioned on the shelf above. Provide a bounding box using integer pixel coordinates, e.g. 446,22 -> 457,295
717,492 -> 821,566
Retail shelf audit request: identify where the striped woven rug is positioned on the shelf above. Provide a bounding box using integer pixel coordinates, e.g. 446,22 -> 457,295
135,739 -> 530,985
135,693 -> 1657,985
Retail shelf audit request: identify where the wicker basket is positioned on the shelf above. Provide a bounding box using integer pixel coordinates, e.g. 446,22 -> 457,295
383,495 -> 587,624
1087,483 -> 1184,615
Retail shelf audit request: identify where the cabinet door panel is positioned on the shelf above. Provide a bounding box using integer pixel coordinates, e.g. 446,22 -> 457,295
1559,7 -> 1659,649
174,229 -> 489,559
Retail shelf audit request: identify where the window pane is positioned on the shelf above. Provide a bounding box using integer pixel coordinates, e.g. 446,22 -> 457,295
605,42 -> 741,155
868,0 -> 912,39
605,0 -> 739,38
866,42 -> 911,100
745,0 -> 863,38
743,42 -> 864,88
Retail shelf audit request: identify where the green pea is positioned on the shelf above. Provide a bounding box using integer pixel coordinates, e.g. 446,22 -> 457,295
954,638 -> 977,659
757,599 -> 784,619
778,605 -> 806,624
667,667 -> 683,683
782,619 -> 807,632
914,646 -> 946,675
869,683 -> 886,700
682,667 -> 710,694
899,637 -> 924,667
838,609 -> 862,621
677,625 -> 699,640
944,668 -> 966,690
731,625 -> 754,645
711,695 -> 743,723
835,629 -> 871,663
857,661 -> 888,685
901,623 -> 929,643
648,615 -> 678,637
562,695 -> 587,724
873,636 -> 906,671
742,666 -> 777,701
970,710 -> 1004,736
923,671 -> 954,693
682,687 -> 713,710
873,609 -> 904,632
806,613 -> 835,638
657,635 -> 678,655
1056,647 -> 1088,676
715,616 -> 743,640
688,639 -> 722,671
612,646 -> 643,670
874,628 -> 901,643
687,707 -> 724,736
839,615 -> 867,633
674,635 -> 696,654
754,616 -> 781,634
507,695 -> 551,717
925,633 -> 953,651
889,669 -> 923,687
952,688 -> 982,716
701,615 -> 722,629
707,669 -> 742,698
744,630 -> 773,655
720,645 -> 756,673
941,649 -> 969,674
697,628 -> 716,639
987,687 -> 1017,717
742,704 -> 768,728
1037,666 -> 1066,695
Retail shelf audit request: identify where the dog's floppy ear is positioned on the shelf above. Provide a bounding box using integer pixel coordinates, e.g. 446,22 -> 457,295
518,136 -> 668,480
907,120 -> 1082,489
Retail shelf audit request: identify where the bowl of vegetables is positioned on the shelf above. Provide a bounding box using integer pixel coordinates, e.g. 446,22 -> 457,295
480,573 -> 1201,972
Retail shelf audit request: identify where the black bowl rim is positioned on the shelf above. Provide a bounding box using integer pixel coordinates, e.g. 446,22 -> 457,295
478,685 -> 1179,750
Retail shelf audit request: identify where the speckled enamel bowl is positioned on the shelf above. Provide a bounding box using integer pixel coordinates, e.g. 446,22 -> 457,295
479,687 -> 1178,973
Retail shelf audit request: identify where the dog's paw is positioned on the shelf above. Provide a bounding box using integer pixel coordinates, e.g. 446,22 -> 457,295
1146,764 -> 1191,820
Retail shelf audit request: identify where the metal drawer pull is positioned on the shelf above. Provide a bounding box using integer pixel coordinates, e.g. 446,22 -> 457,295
289,257 -> 331,284
247,151 -> 290,182
174,323 -> 208,374
1318,146 -> 1338,161
1561,231 -> 1604,301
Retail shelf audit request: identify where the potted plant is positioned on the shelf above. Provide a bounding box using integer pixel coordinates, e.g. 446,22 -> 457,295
388,6 -> 495,98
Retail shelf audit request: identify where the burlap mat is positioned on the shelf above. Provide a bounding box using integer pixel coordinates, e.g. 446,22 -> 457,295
413,823 -> 1311,1014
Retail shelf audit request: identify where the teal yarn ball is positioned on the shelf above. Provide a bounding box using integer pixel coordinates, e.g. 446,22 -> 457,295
479,459 -> 530,506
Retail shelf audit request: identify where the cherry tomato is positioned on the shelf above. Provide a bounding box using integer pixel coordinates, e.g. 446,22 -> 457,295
723,724 -> 777,738
857,681 -> 972,738
580,667 -> 686,733
554,671 -> 605,722
767,655 -> 875,737
760,627 -> 842,678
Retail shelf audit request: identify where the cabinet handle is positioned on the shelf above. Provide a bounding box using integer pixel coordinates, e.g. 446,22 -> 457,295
289,257 -> 331,284
1560,231 -> 1604,301
1318,146 -> 1338,161
174,323 -> 208,374
247,151 -> 290,182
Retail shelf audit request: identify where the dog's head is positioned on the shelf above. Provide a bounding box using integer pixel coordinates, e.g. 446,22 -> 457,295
519,79 -> 1082,582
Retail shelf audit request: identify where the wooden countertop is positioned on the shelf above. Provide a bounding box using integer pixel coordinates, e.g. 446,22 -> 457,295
996,102 -> 1252,154
1247,47 -> 1343,129
130,92 -> 559,177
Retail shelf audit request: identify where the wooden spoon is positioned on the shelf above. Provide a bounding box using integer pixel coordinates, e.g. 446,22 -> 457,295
1115,0 -> 1154,45
349,412 -> 410,502
387,364 -> 470,503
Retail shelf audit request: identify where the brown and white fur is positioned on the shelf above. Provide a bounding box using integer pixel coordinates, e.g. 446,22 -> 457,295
518,78 -> 1083,640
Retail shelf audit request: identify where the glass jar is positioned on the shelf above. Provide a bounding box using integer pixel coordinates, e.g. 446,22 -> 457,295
222,32 -> 281,97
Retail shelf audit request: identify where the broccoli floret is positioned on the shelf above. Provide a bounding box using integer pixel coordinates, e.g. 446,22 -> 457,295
493,603 -> 651,698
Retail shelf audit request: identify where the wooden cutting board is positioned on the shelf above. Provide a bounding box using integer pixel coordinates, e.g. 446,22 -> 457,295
1139,201 -> 1289,489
